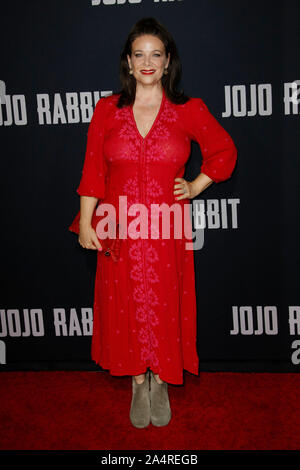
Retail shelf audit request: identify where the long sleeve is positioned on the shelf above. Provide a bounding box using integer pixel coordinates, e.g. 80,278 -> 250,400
186,97 -> 237,183
76,96 -> 108,198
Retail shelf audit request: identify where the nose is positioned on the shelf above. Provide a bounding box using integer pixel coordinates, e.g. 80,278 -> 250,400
143,56 -> 151,66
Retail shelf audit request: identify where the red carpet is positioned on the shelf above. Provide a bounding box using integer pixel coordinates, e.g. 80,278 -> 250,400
0,371 -> 299,450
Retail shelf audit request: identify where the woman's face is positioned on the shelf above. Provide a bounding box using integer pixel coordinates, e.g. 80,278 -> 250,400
127,34 -> 170,87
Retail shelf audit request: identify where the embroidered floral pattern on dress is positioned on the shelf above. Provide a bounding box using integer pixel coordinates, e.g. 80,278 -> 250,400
121,170 -> 165,238
114,106 -> 141,160
122,94 -> 176,369
129,240 -> 160,367
146,100 -> 179,162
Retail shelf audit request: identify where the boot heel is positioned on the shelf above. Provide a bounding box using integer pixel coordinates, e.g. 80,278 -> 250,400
129,370 -> 150,428
150,371 -> 171,426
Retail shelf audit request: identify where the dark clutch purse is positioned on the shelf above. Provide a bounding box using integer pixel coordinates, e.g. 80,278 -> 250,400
68,208 -> 123,262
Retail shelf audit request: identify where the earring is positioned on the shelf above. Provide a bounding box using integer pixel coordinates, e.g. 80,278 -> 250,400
129,68 -> 133,75
164,68 -> 168,75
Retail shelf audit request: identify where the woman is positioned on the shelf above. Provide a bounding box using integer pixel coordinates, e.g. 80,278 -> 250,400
69,17 -> 237,428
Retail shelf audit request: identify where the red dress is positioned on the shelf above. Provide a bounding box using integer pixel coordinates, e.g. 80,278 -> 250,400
69,87 -> 237,384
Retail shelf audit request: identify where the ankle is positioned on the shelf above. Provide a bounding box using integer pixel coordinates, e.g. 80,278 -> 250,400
134,373 -> 146,384
153,373 -> 164,384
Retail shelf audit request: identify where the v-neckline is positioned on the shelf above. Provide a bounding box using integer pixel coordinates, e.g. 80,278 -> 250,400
130,87 -> 165,141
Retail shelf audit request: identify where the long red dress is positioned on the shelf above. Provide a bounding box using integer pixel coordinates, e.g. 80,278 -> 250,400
69,87 -> 237,384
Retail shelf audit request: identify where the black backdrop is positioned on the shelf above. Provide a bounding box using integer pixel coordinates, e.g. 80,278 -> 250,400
1,0 -> 299,372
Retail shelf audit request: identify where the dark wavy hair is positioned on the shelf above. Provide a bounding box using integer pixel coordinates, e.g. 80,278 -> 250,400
115,17 -> 190,108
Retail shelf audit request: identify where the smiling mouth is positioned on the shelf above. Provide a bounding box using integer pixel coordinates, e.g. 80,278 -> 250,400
141,70 -> 155,73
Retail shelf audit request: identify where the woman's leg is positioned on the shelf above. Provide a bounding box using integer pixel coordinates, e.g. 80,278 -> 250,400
130,370 -> 151,428
133,373 -> 146,384
133,371 -> 163,384
149,371 -> 171,426
153,373 -> 164,384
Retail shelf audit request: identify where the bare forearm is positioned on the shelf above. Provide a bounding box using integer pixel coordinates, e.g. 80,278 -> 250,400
191,172 -> 214,197
79,196 -> 98,227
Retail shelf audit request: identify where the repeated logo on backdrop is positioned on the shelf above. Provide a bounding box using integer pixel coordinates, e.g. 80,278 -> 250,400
1,306 -> 300,365
91,0 -> 183,6
1,82 -> 299,126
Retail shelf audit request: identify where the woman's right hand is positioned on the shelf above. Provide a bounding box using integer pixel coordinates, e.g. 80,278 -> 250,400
78,223 -> 103,251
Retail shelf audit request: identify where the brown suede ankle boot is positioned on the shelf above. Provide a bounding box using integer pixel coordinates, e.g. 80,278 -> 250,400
129,370 -> 150,428
149,371 -> 171,426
